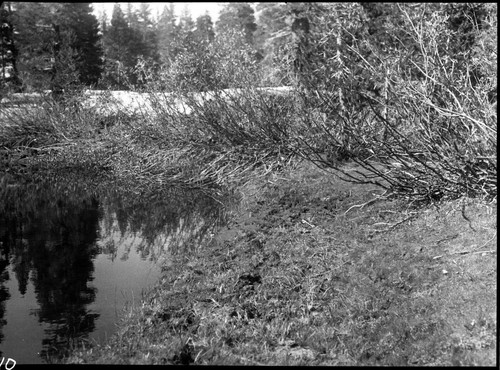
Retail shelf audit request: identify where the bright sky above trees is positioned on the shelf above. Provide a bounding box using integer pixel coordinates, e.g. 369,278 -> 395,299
92,2 -> 224,22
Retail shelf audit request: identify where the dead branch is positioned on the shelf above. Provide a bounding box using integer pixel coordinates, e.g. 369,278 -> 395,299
433,249 -> 496,260
369,212 -> 418,234
343,190 -> 390,215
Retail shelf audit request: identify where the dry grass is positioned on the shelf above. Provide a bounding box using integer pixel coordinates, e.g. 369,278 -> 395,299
0,86 -> 296,196
64,161 -> 497,365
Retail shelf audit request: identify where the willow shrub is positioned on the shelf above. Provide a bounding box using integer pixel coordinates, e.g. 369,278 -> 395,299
134,30 -> 299,188
288,4 -> 497,202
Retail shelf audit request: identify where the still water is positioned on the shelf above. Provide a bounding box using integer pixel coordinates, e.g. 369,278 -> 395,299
0,175 -> 226,363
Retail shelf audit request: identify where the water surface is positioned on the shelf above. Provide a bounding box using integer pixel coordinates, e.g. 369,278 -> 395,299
0,175 -> 225,363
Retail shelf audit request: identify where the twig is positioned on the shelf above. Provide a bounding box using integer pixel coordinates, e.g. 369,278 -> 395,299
301,219 -> 316,228
478,232 -> 497,249
454,249 -> 495,256
370,212 -> 418,233
433,249 -> 496,260
343,190 -> 389,215
433,232 -> 497,259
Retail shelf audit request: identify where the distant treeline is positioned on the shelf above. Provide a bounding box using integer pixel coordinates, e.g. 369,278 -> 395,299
0,3 -> 496,97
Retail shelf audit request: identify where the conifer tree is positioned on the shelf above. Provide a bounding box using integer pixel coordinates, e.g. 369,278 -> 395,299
7,2 -> 56,91
125,3 -> 159,64
58,2 -> 103,86
102,4 -> 133,88
125,2 -> 138,28
216,3 -> 257,46
178,6 -> 196,52
4,2 -> 102,91
98,10 -> 108,35
157,3 -> 178,64
194,13 -> 215,44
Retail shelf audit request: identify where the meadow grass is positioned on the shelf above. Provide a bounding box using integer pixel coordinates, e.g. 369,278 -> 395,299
64,160 -> 496,365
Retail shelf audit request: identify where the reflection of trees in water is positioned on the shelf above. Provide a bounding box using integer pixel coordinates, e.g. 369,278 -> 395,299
98,188 -> 228,260
28,200 -> 100,360
0,178 -> 100,360
0,173 -> 230,360
0,253 -> 10,357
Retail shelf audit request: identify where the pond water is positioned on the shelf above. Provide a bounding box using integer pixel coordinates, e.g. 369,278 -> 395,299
0,175 -> 227,363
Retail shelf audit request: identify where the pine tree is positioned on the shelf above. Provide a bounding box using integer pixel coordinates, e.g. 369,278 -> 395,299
157,3 -> 178,64
58,3 -> 103,86
107,4 -> 131,60
178,6 -> 196,52
216,3 -> 257,46
5,2 -> 102,91
8,2 -> 55,91
103,3 -> 159,88
98,10 -> 108,35
194,13 -> 215,44
137,3 -> 153,28
102,4 -> 133,88
125,2 -> 138,28
133,3 -> 160,63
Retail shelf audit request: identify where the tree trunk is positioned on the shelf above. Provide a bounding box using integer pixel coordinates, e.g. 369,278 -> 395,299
51,23 -> 64,101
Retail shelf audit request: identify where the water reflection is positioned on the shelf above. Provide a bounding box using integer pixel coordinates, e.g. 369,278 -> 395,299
0,173 -> 227,362
99,187 -> 225,260
0,253 -> 9,358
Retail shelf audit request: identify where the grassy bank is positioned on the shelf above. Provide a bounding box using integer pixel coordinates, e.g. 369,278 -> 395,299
65,160 -> 496,366
0,85 -> 496,366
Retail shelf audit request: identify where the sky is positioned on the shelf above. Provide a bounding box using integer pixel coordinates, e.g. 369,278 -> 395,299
92,2 -> 225,22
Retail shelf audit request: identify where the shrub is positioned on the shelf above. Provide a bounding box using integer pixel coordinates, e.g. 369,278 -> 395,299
285,3 -> 497,201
